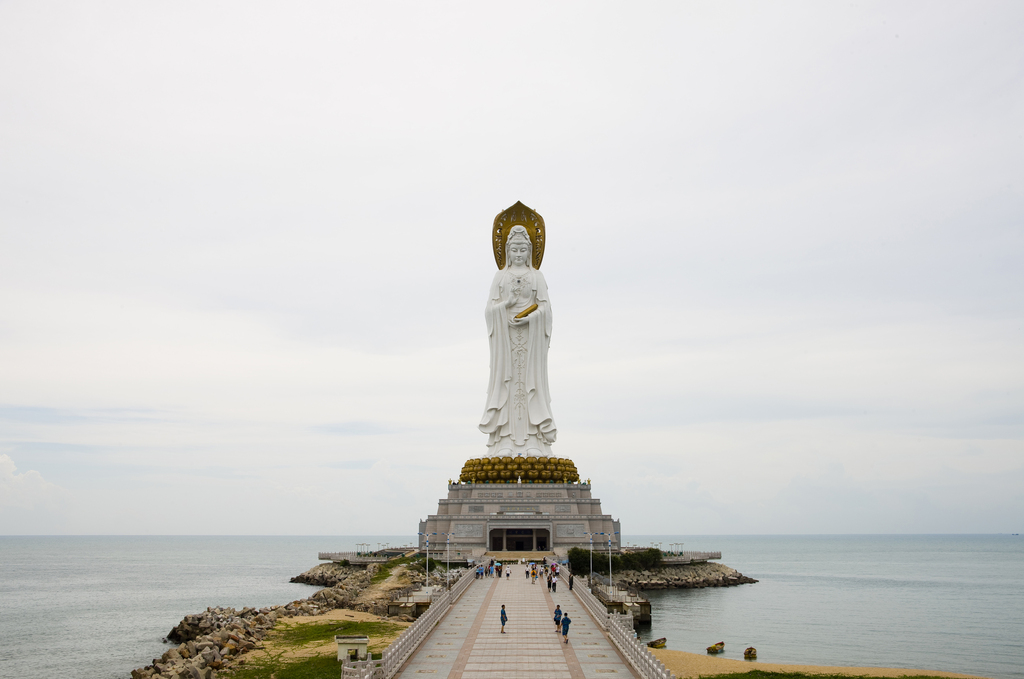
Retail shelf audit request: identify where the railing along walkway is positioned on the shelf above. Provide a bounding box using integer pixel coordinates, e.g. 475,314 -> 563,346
660,550 -> 721,564
319,552 -> 393,564
341,567 -> 475,679
571,573 -> 675,679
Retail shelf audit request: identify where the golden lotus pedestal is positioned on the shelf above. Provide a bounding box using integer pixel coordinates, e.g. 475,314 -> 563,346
457,455 -> 580,485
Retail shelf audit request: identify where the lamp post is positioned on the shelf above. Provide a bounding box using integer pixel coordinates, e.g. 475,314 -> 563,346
440,532 -> 454,590
583,532 -> 599,586
603,531 -> 620,598
418,532 -> 437,590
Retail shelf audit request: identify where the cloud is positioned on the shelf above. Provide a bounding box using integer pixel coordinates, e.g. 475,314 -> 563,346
324,459 -> 377,470
0,454 -> 65,509
0,2 -> 1021,534
315,422 -> 404,436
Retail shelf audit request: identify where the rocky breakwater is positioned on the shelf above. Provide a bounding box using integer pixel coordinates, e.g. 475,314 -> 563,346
289,561 -> 365,588
615,562 -> 758,590
132,605 -> 275,679
131,562 -> 414,679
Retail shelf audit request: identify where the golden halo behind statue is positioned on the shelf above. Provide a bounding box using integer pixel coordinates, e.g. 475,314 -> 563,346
492,201 -> 545,270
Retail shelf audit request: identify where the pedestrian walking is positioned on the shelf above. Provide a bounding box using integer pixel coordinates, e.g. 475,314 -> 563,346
561,613 -> 572,643
569,573 -> 574,591
525,565 -> 529,579
506,568 -> 510,579
552,574 -> 558,593
500,605 -> 507,634
553,605 -> 562,631
546,573 -> 552,591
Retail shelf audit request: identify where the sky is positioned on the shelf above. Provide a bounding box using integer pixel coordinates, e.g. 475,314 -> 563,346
1,1 -> 1022,535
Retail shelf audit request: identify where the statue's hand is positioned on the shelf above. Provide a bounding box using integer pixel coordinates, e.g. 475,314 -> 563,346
510,312 -> 534,326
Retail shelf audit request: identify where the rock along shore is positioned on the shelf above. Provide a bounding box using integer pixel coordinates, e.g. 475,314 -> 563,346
614,561 -> 758,590
130,561 -> 436,679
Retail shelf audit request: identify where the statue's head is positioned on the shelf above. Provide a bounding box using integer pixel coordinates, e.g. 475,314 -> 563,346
506,225 -> 533,268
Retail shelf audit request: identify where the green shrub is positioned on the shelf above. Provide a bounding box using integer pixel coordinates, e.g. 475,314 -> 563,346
567,547 -> 591,575
567,547 -> 661,576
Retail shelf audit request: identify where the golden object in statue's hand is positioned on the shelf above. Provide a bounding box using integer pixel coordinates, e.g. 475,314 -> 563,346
514,304 -> 538,319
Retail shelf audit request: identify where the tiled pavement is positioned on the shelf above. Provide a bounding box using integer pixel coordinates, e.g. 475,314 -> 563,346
395,569 -> 638,679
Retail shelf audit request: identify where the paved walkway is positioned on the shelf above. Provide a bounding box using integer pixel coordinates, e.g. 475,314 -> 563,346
395,569 -> 639,679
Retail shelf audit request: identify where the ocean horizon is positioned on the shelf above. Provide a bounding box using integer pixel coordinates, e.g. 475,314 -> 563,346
1,534 -> 1021,679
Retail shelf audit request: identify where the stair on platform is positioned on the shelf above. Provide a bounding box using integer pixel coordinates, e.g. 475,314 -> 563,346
484,551 -> 556,559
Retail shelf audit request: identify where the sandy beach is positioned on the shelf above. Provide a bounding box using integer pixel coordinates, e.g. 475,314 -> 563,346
650,648 -> 990,679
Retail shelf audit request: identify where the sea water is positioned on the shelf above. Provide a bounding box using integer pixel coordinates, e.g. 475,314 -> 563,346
631,535 -> 1024,679
1,535 -> 1021,679
0,536 -> 412,679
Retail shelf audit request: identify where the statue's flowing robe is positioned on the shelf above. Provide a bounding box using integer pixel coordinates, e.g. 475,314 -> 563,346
478,267 -> 557,450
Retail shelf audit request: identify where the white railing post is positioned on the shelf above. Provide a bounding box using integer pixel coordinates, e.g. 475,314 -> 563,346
568,567 -> 675,679
345,567 -> 473,679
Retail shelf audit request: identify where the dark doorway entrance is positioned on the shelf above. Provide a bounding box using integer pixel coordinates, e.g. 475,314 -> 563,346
506,528 -> 533,551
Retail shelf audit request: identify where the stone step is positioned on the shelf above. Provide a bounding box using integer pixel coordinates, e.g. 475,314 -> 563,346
483,551 -> 556,559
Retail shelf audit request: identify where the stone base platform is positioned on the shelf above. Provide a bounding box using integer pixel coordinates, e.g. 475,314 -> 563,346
419,482 -> 621,557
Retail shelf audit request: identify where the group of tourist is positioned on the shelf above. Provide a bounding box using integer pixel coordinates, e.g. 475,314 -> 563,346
476,558 -> 576,593
522,559 -> 572,593
499,602 -> 573,643
475,559 -> 510,579
496,559 -> 574,643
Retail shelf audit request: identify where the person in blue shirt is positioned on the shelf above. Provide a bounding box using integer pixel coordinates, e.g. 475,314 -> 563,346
500,604 -> 507,634
561,613 -> 571,643
553,605 -> 562,631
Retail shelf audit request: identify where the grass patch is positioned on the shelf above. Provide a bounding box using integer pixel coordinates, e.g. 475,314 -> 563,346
406,557 -> 447,573
224,653 -> 342,679
370,565 -> 393,584
370,554 -> 448,583
224,619 -> 400,679
274,620 -> 405,648
370,555 -> 413,583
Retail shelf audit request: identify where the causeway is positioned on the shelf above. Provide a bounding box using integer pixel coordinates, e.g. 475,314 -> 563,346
395,569 -> 639,679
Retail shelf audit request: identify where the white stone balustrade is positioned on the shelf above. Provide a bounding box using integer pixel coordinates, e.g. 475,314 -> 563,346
571,574 -> 675,679
341,567 -> 475,679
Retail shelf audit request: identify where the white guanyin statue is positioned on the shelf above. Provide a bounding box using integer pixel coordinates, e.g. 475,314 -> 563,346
478,203 -> 557,458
